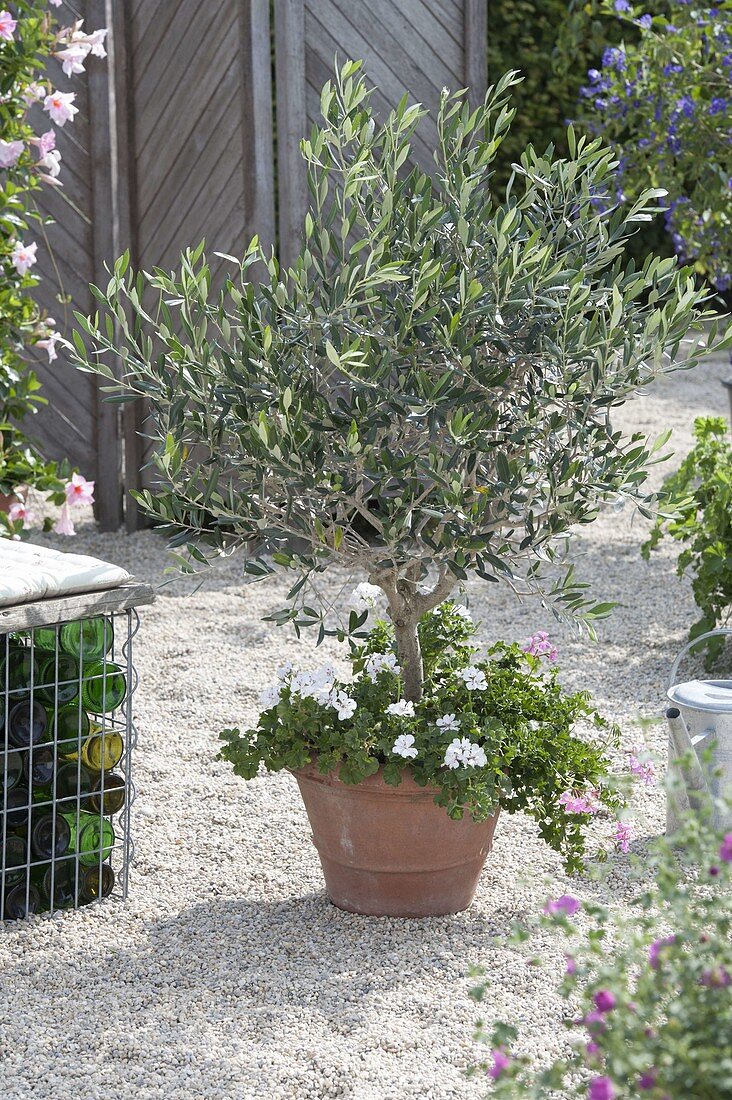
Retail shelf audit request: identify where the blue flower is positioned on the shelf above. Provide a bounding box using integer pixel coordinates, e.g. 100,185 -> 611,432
614,0 -> 631,9
638,14 -> 652,29
602,46 -> 627,71
675,95 -> 695,118
709,98 -> 728,115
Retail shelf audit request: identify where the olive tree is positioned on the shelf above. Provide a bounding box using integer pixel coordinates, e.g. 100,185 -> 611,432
71,64 -> 731,701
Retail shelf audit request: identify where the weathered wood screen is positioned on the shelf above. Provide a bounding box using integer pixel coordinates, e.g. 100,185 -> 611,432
30,0 -> 486,529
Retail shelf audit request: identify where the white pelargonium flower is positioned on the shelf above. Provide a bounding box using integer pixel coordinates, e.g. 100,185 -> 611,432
331,690 -> 357,721
259,684 -> 280,709
392,734 -> 417,759
364,651 -> 401,682
460,665 -> 488,691
444,737 -> 487,769
436,713 -> 459,733
386,699 -> 415,718
350,582 -> 384,612
453,604 -> 472,620
276,661 -> 294,681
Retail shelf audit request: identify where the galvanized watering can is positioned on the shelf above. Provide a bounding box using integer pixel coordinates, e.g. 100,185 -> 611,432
666,628 -> 732,834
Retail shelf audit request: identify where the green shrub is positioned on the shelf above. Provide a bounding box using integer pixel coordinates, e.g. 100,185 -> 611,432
642,417 -> 732,667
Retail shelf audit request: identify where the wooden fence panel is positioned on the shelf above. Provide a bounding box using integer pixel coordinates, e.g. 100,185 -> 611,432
274,0 -> 487,266
25,0 -> 481,530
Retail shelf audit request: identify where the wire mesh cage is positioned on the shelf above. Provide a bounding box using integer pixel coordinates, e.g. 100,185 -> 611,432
0,584 -> 153,921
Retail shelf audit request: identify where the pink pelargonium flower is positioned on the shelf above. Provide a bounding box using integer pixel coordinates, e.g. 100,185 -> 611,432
43,90 -> 78,126
544,894 -> 581,918
65,473 -> 95,507
522,630 -> 558,661
628,749 -> 656,787
614,820 -> 633,853
720,833 -> 732,863
11,240 -> 38,276
488,1047 -> 511,1081
559,789 -> 601,815
53,503 -> 76,536
0,139 -> 24,168
0,9 -> 17,40
8,501 -> 36,525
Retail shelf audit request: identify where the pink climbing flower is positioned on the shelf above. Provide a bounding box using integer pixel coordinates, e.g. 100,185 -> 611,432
0,9 -> 17,40
589,1078 -> 615,1100
522,630 -> 558,661
559,789 -> 601,815
33,130 -> 57,157
43,89 -> 78,126
56,44 -> 89,77
0,139 -> 24,168
11,240 -> 37,276
614,820 -> 633,853
544,894 -> 581,918
720,833 -> 732,863
8,501 -> 35,525
65,473 -> 95,507
488,1048 -> 511,1080
49,0 -> 62,6
35,331 -> 61,362
53,503 -> 76,537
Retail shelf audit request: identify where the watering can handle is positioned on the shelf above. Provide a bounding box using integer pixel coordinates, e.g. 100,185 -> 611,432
666,628 -> 732,692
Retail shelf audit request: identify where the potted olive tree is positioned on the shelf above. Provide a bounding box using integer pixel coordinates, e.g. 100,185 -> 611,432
71,65 -> 731,916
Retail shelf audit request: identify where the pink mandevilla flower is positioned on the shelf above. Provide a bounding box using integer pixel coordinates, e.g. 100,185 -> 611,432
488,1048 -> 511,1080
11,240 -> 37,276
0,9 -> 17,40
49,0 -> 63,6
720,833 -> 732,863
36,331 -> 61,362
559,790 -> 601,815
544,894 -> 581,917
588,1077 -> 615,1100
0,139 -> 24,168
614,820 -> 633,853
43,90 -> 78,126
65,473 -> 95,507
522,630 -> 558,661
8,501 -> 35,525
53,504 -> 76,537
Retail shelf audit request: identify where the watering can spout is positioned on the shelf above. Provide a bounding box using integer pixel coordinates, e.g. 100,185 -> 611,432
665,705 -> 713,832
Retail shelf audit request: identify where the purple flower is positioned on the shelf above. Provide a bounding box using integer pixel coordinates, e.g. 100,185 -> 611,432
602,46 -> 627,71
614,821 -> 633,853
594,989 -> 617,1013
614,0 -> 630,9
544,894 -> 581,918
709,98 -> 727,114
522,630 -> 558,661
488,1047 -> 512,1080
585,1040 -> 601,1059
589,1077 -> 615,1100
565,954 -> 577,976
639,13 -> 652,28
639,1070 -> 657,1090
700,966 -> 731,988
584,1010 -> 608,1033
649,935 -> 676,969
628,751 -> 656,786
720,833 -> 732,863
560,790 -> 601,815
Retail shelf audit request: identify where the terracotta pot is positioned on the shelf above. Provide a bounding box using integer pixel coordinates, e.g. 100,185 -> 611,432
291,762 -> 500,917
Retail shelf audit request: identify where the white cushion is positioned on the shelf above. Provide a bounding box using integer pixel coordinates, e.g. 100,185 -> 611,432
0,541 -> 131,607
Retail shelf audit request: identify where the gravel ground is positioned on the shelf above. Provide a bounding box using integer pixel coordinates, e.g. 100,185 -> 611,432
0,356 -> 729,1100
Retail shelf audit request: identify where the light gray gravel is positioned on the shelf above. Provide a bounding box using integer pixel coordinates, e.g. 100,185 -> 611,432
0,356 -> 729,1100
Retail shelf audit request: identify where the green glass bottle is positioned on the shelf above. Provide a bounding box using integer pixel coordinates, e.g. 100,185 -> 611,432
0,750 -> 23,791
32,627 -> 59,651
1,644 -> 38,693
4,786 -> 30,828
38,862 -> 77,910
51,704 -> 91,757
81,661 -> 126,713
30,812 -> 72,860
24,746 -> 55,787
79,726 -> 124,772
63,811 -> 115,866
60,618 -> 114,662
36,652 -> 79,706
88,772 -> 126,815
6,699 -> 47,748
80,862 -> 115,903
3,881 -> 40,920
2,833 -> 27,886
54,762 -> 93,808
